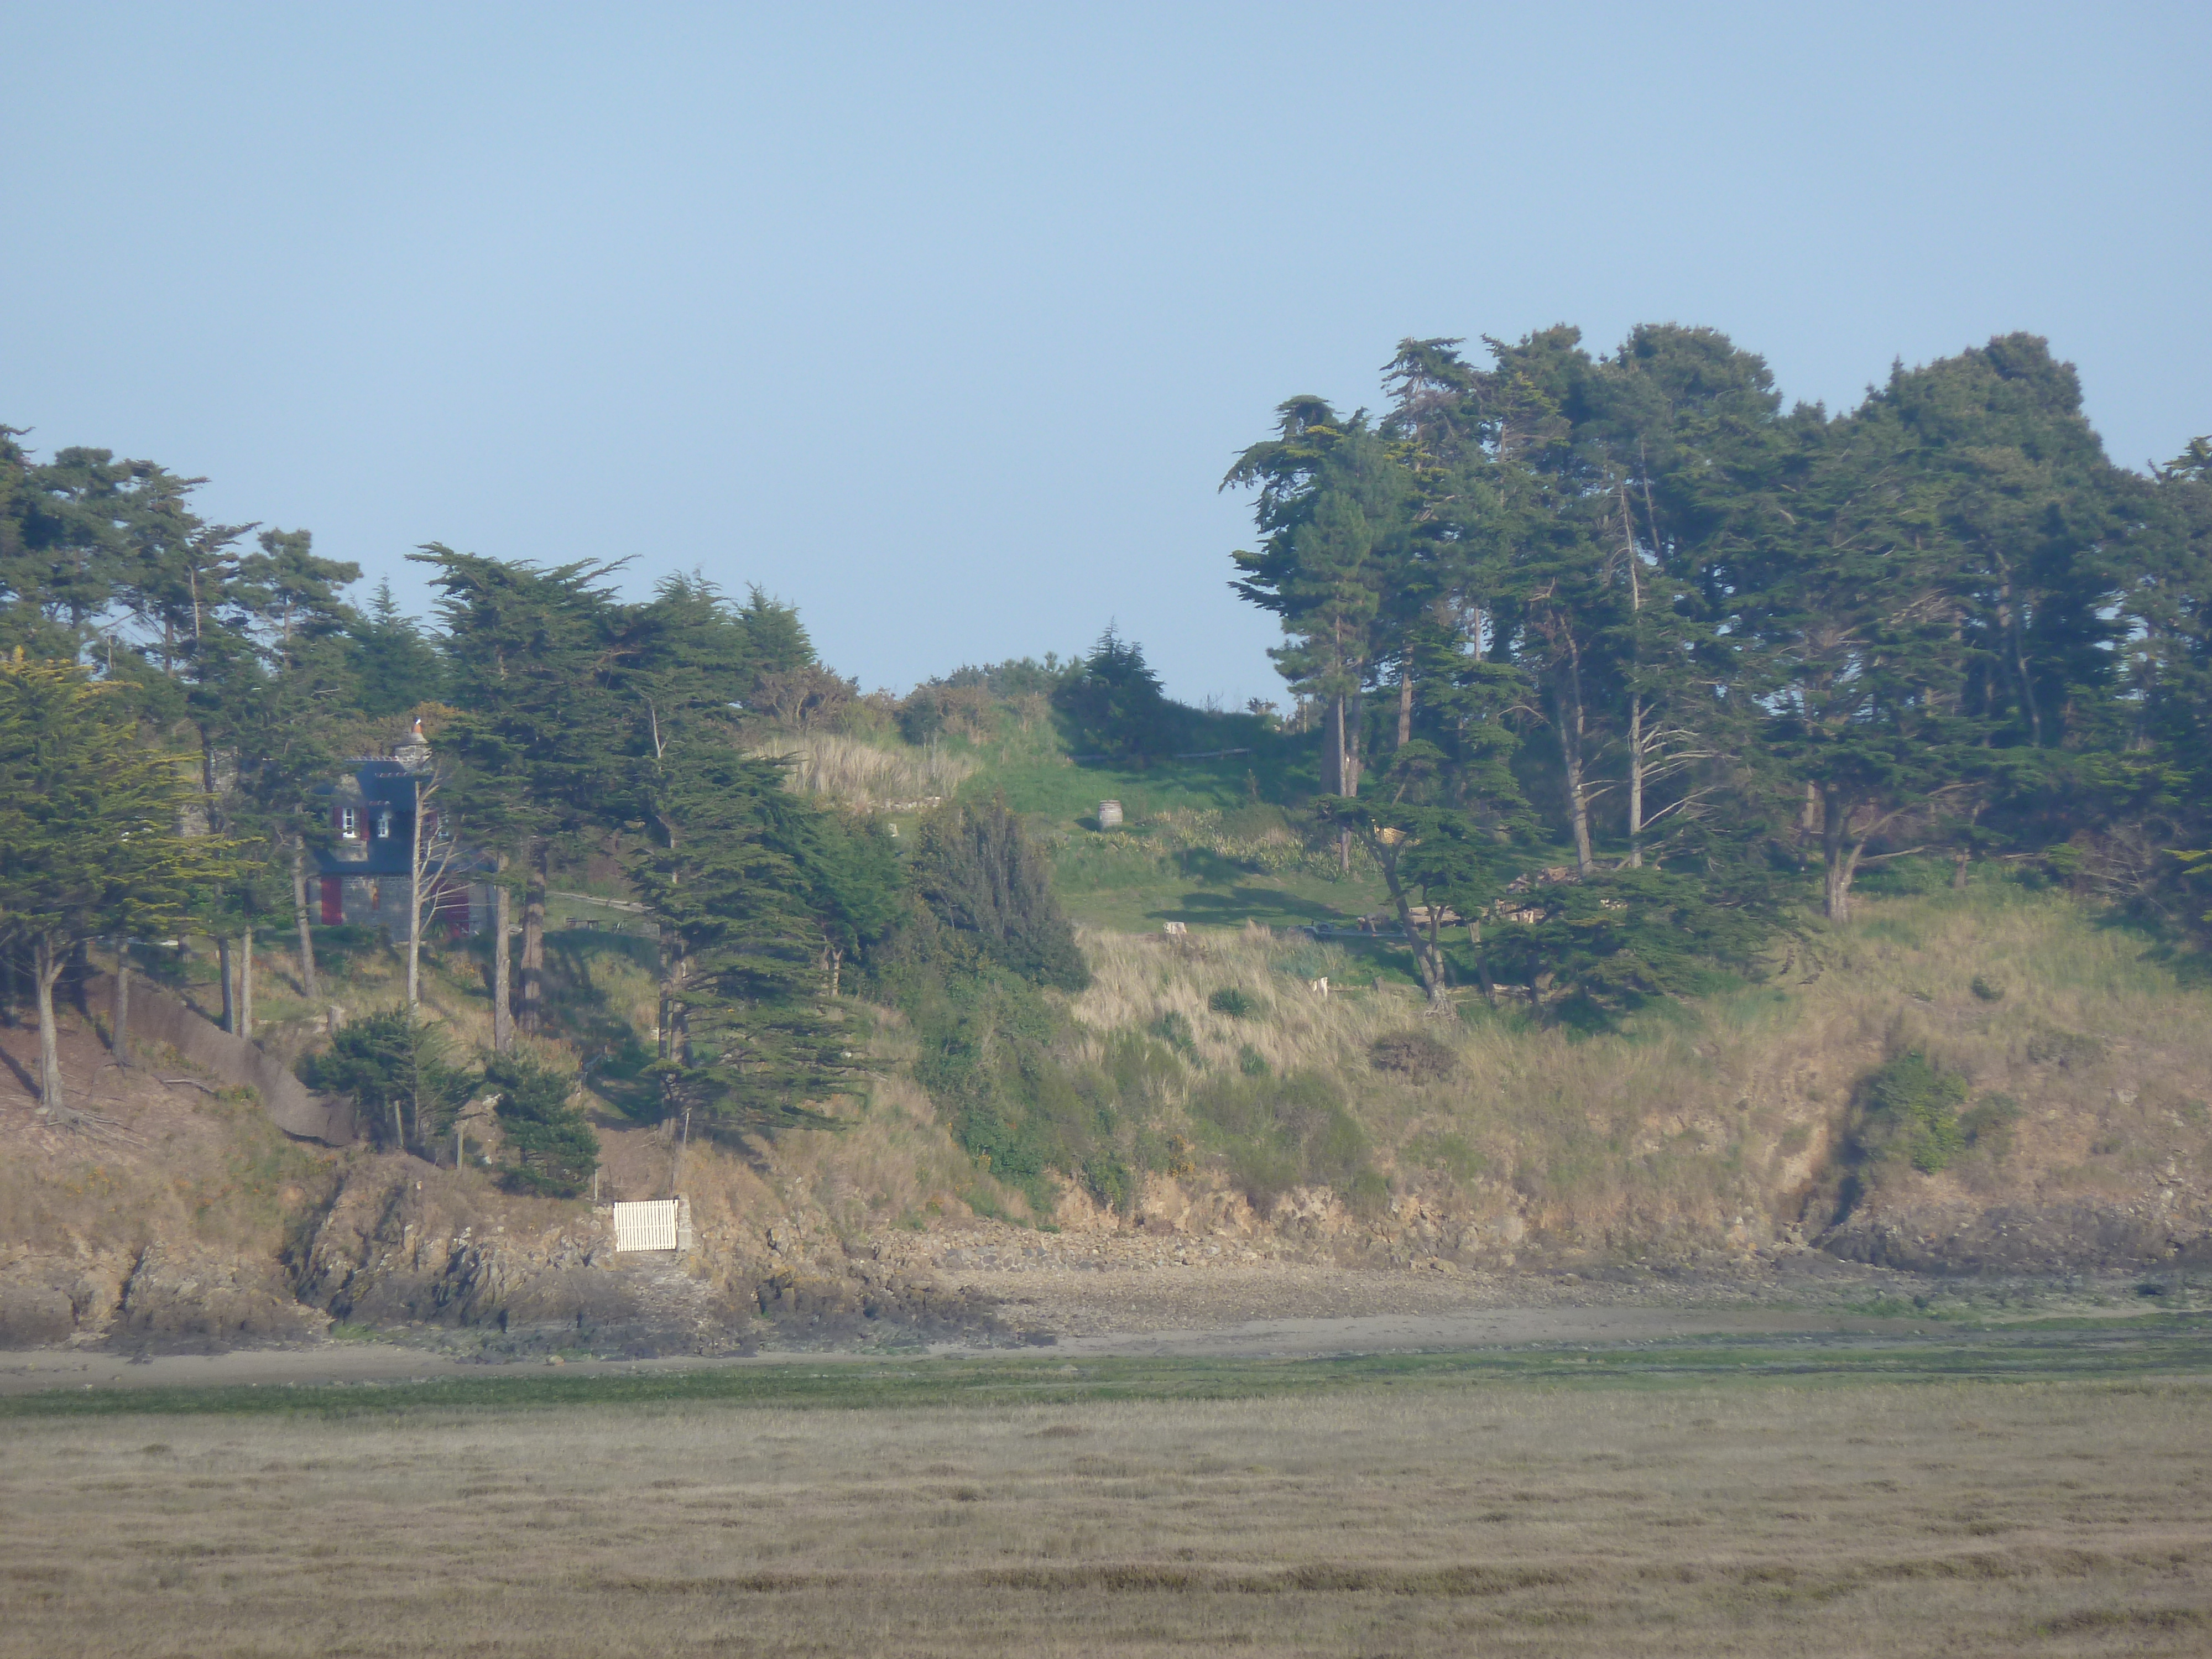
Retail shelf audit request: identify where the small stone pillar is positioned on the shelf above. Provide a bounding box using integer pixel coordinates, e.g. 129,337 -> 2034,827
1098,800 -> 1123,829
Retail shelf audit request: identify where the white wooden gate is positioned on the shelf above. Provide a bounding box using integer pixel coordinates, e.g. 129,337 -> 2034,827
612,1198 -> 691,1252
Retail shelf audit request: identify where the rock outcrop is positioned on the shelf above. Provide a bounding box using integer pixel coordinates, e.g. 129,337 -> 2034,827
288,1160 -> 1013,1355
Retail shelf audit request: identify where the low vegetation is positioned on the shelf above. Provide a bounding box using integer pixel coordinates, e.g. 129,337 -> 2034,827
5,1337 -> 2210,1657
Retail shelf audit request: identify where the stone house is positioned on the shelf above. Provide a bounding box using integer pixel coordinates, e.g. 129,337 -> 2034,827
311,724 -> 493,937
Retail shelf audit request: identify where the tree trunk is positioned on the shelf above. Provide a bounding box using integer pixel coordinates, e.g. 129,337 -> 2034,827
1626,693 -> 1645,869
1369,839 -> 1447,1004
1821,787 -> 1860,922
407,830 -> 423,1011
520,839 -> 548,1035
1396,671 -> 1413,749
112,950 -> 132,1068
1324,695 -> 1349,795
291,836 -> 320,1000
217,935 -> 236,1034
492,855 -> 514,1054
1467,924 -> 1499,1008
1553,673 -> 1594,878
239,930 -> 253,1041
1994,555 -> 2043,748
33,935 -> 65,1110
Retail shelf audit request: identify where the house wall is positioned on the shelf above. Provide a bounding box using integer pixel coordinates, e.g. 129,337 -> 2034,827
324,877 -> 490,937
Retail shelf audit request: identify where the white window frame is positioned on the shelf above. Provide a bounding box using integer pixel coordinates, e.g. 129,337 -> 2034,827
339,805 -> 359,839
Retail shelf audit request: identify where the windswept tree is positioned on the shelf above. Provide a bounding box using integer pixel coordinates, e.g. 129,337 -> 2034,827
0,655 -> 239,1118
1735,385 -> 1981,919
629,743 -> 873,1137
418,546 -> 635,1041
1228,400 -> 1411,801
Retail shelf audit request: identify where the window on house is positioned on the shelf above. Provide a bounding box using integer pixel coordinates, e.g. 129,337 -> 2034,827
340,806 -> 359,839
374,810 -> 393,839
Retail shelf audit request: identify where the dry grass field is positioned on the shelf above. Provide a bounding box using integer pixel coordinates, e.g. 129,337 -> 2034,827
6,1359 -> 2210,1657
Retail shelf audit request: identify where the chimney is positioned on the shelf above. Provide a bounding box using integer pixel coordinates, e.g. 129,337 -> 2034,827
394,717 -> 431,774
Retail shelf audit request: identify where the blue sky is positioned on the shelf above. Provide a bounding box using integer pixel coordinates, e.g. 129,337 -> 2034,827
4,3 -> 2207,705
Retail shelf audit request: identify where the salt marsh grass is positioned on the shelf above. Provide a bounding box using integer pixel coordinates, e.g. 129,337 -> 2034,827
6,1368 -> 2208,1656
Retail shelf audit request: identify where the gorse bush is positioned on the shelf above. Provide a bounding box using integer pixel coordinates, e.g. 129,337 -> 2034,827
1208,987 -> 1254,1019
1856,1051 -> 1969,1173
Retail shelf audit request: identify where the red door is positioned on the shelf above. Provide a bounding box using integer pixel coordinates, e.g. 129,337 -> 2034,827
320,877 -> 343,925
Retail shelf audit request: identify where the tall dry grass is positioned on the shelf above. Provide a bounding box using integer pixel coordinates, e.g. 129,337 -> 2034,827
1065,883 -> 2212,1255
752,729 -> 978,811
6,1374 -> 2208,1656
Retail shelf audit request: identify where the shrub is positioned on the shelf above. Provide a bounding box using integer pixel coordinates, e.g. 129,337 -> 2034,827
1405,1129 -> 1485,1182
1237,1044 -> 1269,1077
1081,1150 -> 1135,1213
484,1053 -> 598,1198
1208,987 -> 1254,1019
2026,1027 -> 2106,1068
1370,1029 -> 1457,1083
1154,1009 -> 1195,1056
300,1008 -> 474,1153
1969,974 -> 2005,1001
1188,1070 -> 1375,1212
1856,1051 -> 1969,1173
909,797 -> 1089,992
1347,1168 -> 1392,1217
1959,1092 -> 2021,1161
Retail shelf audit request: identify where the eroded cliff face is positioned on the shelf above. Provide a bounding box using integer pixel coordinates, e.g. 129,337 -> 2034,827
0,1241 -> 321,1352
286,1157 -> 1014,1355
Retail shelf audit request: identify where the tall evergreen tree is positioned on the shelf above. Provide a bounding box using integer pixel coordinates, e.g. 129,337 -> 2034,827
0,656 -> 238,1117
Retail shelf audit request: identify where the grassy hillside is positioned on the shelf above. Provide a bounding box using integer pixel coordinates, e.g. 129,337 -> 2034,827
331,709 -> 2212,1270
14,702 -> 2207,1355
1053,876 -> 2212,1264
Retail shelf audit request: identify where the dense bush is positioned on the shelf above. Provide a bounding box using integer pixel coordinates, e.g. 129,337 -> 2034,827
909,797 -> 1088,992
1856,1050 -> 1969,1172
1208,987 -> 1254,1019
299,1009 -> 474,1153
484,1052 -> 599,1198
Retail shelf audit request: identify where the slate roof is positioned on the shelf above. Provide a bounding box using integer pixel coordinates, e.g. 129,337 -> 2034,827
311,759 -> 492,880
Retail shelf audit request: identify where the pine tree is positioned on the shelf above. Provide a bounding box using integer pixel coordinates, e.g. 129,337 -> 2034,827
629,743 -> 870,1136
0,655 -> 239,1118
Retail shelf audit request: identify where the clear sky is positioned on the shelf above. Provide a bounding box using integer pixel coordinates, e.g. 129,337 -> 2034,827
4,3 -> 2207,705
